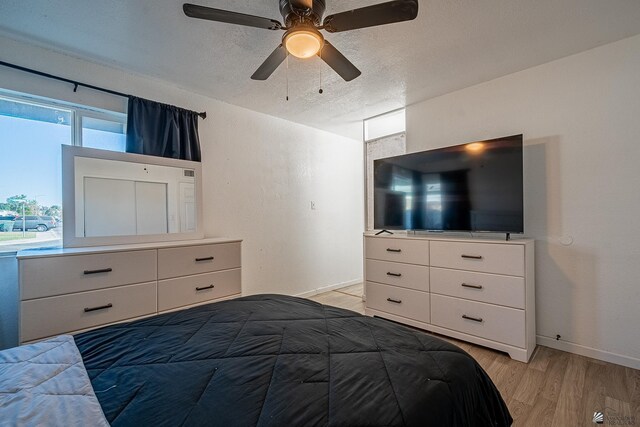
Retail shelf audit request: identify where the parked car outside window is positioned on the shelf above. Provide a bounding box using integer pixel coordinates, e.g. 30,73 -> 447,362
40,216 -> 58,228
12,215 -> 57,232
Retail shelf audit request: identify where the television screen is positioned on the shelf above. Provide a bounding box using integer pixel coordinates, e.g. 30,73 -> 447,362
373,135 -> 523,233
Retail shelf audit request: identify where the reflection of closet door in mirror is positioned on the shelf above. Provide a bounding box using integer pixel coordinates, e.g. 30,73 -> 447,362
179,182 -> 196,232
136,182 -> 168,235
63,146 -> 204,247
84,178 -> 136,237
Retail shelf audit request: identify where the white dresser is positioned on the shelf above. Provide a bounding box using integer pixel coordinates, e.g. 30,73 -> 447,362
18,237 -> 242,344
364,234 -> 535,362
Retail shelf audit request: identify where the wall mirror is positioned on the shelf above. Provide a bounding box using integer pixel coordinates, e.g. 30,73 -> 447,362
62,146 -> 204,247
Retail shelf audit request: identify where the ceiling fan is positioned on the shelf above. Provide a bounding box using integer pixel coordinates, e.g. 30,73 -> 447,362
183,0 -> 419,82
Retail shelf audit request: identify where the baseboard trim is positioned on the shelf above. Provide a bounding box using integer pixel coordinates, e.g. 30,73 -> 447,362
295,279 -> 362,299
537,335 -> 640,370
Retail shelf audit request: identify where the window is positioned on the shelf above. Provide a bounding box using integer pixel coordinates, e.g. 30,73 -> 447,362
364,109 -> 407,230
364,109 -> 405,142
0,92 -> 126,253
81,115 -> 126,152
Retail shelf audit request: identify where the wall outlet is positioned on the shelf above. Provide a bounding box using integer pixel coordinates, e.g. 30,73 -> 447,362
310,201 -> 316,210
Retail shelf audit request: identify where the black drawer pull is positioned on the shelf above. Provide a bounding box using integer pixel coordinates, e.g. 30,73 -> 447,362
387,298 -> 402,304
462,314 -> 483,323
195,256 -> 214,262
461,283 -> 483,290
461,254 -> 483,260
196,285 -> 215,291
386,248 -> 402,253
84,268 -> 112,275
386,272 -> 402,277
84,303 -> 113,313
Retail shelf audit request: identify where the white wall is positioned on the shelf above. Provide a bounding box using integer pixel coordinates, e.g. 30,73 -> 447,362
406,35 -> 640,368
202,101 -> 364,296
0,35 -> 364,349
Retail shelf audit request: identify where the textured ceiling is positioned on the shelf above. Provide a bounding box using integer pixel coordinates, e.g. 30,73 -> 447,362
1,0 -> 640,139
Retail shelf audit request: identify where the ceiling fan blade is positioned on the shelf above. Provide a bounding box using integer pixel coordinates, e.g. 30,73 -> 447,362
183,3 -> 283,30
251,45 -> 288,80
323,0 -> 418,33
318,41 -> 361,82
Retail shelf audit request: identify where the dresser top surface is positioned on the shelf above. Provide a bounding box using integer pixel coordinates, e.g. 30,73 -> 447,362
364,232 -> 534,245
17,237 -> 242,259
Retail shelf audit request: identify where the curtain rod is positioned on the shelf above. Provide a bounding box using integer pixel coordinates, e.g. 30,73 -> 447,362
0,60 -> 207,120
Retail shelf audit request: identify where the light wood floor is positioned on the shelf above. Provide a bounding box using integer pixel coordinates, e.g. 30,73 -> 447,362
309,285 -> 640,427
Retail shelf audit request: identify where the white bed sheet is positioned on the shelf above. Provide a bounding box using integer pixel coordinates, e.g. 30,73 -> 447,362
0,335 -> 109,427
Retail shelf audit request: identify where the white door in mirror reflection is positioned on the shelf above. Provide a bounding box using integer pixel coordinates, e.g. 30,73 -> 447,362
84,177 -> 168,237
84,178 -> 136,237
136,182 -> 168,235
179,182 -> 196,232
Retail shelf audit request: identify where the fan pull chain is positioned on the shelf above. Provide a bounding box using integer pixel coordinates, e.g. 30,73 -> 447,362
319,48 -> 324,94
286,54 -> 289,101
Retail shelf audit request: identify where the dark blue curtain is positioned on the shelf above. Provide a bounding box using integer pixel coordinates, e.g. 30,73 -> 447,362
126,96 -> 202,161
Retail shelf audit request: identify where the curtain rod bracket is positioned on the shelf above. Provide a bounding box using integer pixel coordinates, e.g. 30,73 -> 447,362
199,112 -> 207,120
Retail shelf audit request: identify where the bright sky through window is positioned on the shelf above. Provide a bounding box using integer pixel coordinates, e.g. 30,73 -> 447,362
0,94 -> 126,252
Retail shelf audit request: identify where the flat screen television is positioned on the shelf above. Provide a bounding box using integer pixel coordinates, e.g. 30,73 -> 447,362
373,134 -> 523,233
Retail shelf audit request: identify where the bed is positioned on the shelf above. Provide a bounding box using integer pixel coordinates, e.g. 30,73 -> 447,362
71,294 -> 511,426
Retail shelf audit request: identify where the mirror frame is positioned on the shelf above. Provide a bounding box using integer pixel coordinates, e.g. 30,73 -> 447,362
62,146 -> 204,248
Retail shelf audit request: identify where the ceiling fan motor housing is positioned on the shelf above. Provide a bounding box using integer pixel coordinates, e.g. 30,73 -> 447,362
279,0 -> 326,27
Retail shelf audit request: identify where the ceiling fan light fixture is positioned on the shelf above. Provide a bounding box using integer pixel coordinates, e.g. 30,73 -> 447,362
284,28 -> 324,59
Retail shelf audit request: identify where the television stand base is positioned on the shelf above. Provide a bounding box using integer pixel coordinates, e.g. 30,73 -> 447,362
375,229 -> 394,236
506,233 -> 511,241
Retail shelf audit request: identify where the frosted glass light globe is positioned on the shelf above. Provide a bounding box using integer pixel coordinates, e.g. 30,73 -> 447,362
285,30 -> 324,59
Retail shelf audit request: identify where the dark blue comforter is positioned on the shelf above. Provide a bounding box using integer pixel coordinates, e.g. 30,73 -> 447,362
75,294 -> 511,426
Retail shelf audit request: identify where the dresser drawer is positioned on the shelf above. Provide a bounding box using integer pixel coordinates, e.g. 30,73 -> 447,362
21,281 -> 157,342
430,267 -> 525,309
365,259 -> 429,291
365,237 -> 429,266
20,250 -> 157,300
366,282 -> 430,323
158,242 -> 241,280
431,294 -> 525,348
158,268 -> 241,311
430,241 -> 524,276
